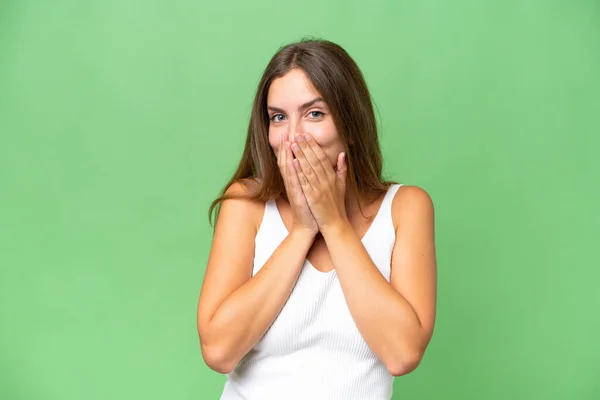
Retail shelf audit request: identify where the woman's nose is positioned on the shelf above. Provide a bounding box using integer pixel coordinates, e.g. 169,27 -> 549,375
287,120 -> 304,143
288,132 -> 303,143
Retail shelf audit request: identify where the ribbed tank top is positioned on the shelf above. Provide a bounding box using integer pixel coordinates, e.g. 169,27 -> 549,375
219,184 -> 403,400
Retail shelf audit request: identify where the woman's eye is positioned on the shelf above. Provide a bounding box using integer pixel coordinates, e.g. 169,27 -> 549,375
308,111 -> 324,118
270,114 -> 285,123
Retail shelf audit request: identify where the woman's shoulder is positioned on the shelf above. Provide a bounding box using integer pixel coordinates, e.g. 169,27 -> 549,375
391,184 -> 434,229
220,178 -> 266,228
392,184 -> 432,203
224,177 -> 262,197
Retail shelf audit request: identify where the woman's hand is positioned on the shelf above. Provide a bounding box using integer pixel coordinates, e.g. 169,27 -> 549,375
277,133 -> 319,236
290,133 -> 348,233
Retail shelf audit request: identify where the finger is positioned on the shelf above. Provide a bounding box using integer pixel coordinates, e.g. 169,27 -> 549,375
282,140 -> 293,191
278,134 -> 286,179
278,134 -> 284,169
286,139 -> 294,166
280,137 -> 295,199
336,152 -> 347,185
292,134 -> 330,182
284,141 -> 295,185
287,158 -> 305,198
292,141 -> 320,190
278,135 -> 290,189
293,158 -> 314,197
301,133 -> 336,181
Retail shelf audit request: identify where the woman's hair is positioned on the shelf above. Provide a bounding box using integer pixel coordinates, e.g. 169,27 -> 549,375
208,38 -> 394,225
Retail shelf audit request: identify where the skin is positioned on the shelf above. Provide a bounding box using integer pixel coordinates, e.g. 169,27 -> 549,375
267,67 -> 347,236
267,68 -> 345,170
197,68 -> 437,377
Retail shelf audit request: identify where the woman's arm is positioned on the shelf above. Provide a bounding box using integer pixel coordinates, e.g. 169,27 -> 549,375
197,182 -> 315,374
322,186 -> 437,376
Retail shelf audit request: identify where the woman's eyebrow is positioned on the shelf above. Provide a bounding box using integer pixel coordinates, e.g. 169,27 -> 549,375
267,97 -> 325,114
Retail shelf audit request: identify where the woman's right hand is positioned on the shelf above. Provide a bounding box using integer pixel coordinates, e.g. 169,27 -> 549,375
277,134 -> 319,236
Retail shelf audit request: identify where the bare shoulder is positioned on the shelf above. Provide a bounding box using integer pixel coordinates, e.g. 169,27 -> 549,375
201,178 -> 264,300
223,178 -> 262,202
199,179 -> 265,332
389,184 -> 437,350
219,178 -> 265,232
391,185 -> 434,229
224,177 -> 261,196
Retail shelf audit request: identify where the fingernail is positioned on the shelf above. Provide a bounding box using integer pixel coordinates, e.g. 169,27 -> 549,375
296,135 -> 305,142
304,133 -> 311,140
292,143 -> 300,151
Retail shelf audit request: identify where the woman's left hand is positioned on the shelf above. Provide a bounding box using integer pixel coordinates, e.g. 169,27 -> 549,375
290,133 -> 348,233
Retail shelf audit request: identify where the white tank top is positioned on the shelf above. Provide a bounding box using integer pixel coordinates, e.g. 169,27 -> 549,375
220,184 -> 403,400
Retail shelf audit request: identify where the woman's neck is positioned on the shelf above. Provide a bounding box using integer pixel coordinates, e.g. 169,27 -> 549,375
344,189 -> 375,216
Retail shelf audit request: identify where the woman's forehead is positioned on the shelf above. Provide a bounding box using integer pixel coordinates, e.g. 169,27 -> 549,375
267,69 -> 321,105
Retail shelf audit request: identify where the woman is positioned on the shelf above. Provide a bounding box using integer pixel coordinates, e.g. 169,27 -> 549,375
197,39 -> 437,399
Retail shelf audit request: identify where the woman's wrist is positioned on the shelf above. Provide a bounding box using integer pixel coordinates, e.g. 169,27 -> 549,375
289,227 -> 318,243
320,218 -> 352,241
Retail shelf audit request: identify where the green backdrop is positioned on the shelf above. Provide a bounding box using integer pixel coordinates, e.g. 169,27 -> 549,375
1,1 -> 599,399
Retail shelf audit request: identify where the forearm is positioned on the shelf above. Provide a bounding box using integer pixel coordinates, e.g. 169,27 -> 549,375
202,229 -> 315,370
322,222 -> 426,373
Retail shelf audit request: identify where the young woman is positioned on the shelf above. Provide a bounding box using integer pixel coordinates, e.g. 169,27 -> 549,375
197,39 -> 437,400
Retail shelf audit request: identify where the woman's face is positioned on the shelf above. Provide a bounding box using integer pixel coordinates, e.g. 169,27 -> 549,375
267,68 -> 345,170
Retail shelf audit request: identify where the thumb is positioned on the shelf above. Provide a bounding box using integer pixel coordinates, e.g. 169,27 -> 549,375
336,152 -> 347,184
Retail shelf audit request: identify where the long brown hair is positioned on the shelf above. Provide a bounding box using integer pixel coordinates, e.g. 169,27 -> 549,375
208,38 -> 395,225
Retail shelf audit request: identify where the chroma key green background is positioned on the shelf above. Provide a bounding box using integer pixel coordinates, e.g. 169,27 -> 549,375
1,1 -> 598,399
